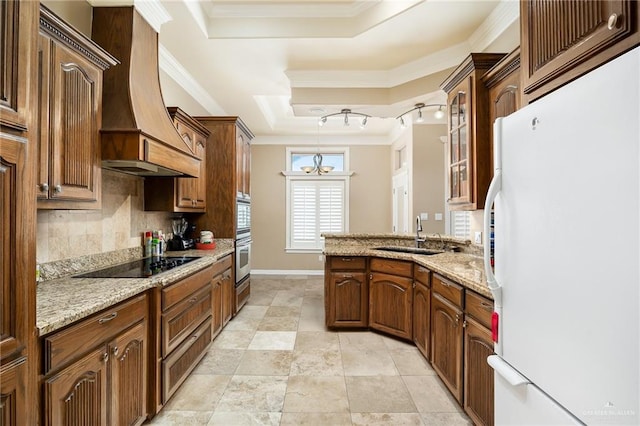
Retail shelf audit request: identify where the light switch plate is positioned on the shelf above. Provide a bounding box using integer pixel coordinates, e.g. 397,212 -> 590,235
420,213 -> 428,220
435,213 -> 443,221
474,231 -> 482,244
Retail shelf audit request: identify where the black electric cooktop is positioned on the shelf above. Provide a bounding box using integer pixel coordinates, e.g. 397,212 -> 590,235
74,256 -> 200,279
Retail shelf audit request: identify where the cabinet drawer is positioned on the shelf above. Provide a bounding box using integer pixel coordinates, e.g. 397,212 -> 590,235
414,264 -> 431,286
210,255 -> 232,278
43,294 -> 147,374
162,265 -> 214,310
329,256 -> 366,270
162,316 -> 212,403
432,274 -> 464,308
465,291 -> 493,329
236,276 -> 250,312
370,258 -> 413,278
162,285 -> 212,357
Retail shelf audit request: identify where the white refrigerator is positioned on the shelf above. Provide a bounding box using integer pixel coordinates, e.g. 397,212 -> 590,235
483,47 -> 640,425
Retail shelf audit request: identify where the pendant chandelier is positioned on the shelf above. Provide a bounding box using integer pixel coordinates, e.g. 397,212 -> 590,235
302,122 -> 334,174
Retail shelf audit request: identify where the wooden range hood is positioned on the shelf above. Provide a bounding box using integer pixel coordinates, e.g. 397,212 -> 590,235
92,7 -> 199,177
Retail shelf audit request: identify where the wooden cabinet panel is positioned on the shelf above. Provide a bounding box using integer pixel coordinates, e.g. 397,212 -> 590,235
110,322 -> 147,426
369,272 -> 413,340
464,316 -> 494,426
145,107 -> 209,212
326,272 -> 368,328
162,317 -> 212,403
44,346 -> 108,426
432,274 -> 464,307
193,116 -> 254,238
465,291 -> 493,330
221,269 -> 234,327
162,285 -> 212,357
441,53 -> 505,211
414,264 -> 430,287
521,0 -> 640,102
235,276 -> 251,313
43,294 -> 147,374
0,0 -> 33,132
162,265 -> 215,310
36,5 -> 116,209
412,280 -> 431,360
370,258 -> 413,278
431,293 -> 463,404
0,358 -> 26,426
211,275 -> 223,338
329,256 -> 367,270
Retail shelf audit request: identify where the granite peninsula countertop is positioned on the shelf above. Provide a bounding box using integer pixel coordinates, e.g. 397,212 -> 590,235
36,245 -> 235,336
323,233 -> 490,299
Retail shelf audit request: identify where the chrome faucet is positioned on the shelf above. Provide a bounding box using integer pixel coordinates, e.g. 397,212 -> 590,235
415,216 -> 426,247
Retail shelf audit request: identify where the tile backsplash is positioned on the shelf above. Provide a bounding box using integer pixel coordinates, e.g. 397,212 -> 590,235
37,170 -> 173,263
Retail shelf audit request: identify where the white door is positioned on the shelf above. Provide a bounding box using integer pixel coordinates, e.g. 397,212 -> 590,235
392,171 -> 408,234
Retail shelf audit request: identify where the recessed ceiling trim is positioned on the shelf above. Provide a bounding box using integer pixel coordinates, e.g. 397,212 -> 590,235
253,134 -> 390,146
89,0 -> 172,32
468,0 -> 519,51
205,1 -> 380,19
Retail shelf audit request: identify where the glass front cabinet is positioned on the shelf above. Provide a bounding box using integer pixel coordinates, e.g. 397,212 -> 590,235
441,53 -> 505,211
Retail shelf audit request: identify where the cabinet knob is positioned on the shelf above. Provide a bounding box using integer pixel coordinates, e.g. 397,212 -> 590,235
40,183 -> 49,192
54,184 -> 62,193
189,297 -> 198,304
462,320 -> 467,328
112,346 -> 119,356
102,352 -> 109,362
607,13 -> 619,30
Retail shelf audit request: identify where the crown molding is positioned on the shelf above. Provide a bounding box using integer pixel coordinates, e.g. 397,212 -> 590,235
159,44 -> 226,115
468,0 -> 519,52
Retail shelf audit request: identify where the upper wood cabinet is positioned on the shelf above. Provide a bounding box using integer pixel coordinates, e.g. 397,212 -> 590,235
144,107 -> 210,212
0,1 -> 38,424
193,116 -> 254,238
521,0 -> 640,102
36,5 -> 117,209
482,48 -> 522,173
0,0 -> 33,133
441,53 -> 506,211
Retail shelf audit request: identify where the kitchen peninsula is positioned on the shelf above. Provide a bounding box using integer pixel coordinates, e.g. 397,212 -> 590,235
323,233 -> 494,425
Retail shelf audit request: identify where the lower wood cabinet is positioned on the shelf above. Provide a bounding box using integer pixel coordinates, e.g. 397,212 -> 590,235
210,255 -> 233,331
325,256 -> 368,328
369,258 -> 413,340
41,294 -> 149,426
412,265 -> 431,360
158,265 -> 214,405
0,358 -> 27,426
464,291 -> 495,426
430,274 -> 464,404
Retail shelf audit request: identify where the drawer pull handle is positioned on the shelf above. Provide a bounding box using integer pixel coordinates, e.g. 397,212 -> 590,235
480,302 -> 493,311
607,13 -> 619,30
112,346 -> 119,356
191,333 -> 199,340
98,312 -> 118,324
102,352 -> 109,363
189,297 -> 198,304
341,258 -> 352,262
342,274 -> 354,279
440,281 -> 450,287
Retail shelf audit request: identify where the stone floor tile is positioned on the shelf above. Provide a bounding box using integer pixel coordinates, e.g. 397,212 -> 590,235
210,330 -> 255,350
247,331 -> 297,350
345,376 -> 417,413
351,412 -> 425,425
294,331 -> 340,351
146,410 -> 213,425
403,376 -> 461,413
282,376 -> 349,413
390,348 -> 436,376
206,411 -> 281,425
193,349 -> 243,375
235,350 -> 293,376
162,374 -> 231,411
290,349 -> 343,376
421,411 -> 473,425
215,375 -> 288,412
280,412 -> 352,425
341,347 -> 399,376
257,315 -> 299,331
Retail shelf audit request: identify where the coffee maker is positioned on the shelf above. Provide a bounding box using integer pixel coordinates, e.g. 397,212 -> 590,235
168,218 -> 196,251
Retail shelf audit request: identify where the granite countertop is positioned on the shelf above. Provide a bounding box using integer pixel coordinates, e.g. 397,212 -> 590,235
323,234 -> 490,299
36,246 -> 235,336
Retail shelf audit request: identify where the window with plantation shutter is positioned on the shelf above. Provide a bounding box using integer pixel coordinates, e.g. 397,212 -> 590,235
451,210 -> 471,239
284,147 -> 350,253
289,179 -> 345,250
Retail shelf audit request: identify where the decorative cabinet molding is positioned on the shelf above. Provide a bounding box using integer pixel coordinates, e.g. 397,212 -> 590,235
521,0 -> 640,102
36,5 -> 117,209
441,53 -> 506,211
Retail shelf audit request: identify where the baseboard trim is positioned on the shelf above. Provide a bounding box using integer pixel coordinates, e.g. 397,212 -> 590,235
251,269 -> 324,276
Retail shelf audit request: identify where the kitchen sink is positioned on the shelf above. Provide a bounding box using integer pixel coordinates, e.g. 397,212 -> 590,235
374,246 -> 444,255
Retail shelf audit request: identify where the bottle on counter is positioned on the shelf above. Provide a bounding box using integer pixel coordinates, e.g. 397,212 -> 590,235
144,231 -> 153,257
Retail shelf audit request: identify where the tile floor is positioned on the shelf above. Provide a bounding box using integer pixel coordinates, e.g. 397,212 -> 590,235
147,275 -> 471,425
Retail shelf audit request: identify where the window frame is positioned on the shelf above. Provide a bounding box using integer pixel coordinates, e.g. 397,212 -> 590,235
283,147 -> 351,253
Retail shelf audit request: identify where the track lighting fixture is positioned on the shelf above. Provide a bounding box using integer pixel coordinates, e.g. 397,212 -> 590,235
396,103 -> 446,126
318,108 -> 371,128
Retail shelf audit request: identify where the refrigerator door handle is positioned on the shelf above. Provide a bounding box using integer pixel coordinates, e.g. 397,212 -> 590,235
488,355 -> 530,387
484,118 -> 503,308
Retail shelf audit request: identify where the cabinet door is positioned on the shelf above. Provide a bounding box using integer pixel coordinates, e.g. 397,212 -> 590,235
412,281 -> 430,360
44,346 -> 108,426
521,0 -> 639,101
110,322 -> 147,426
0,0 -> 32,131
431,293 -> 463,403
211,274 -> 223,338
369,272 -> 413,340
48,41 -> 101,202
326,272 -> 367,328
0,358 -> 26,426
193,136 -> 207,209
235,130 -> 250,200
464,316 -> 494,426
221,269 -> 234,326
447,78 -> 472,208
